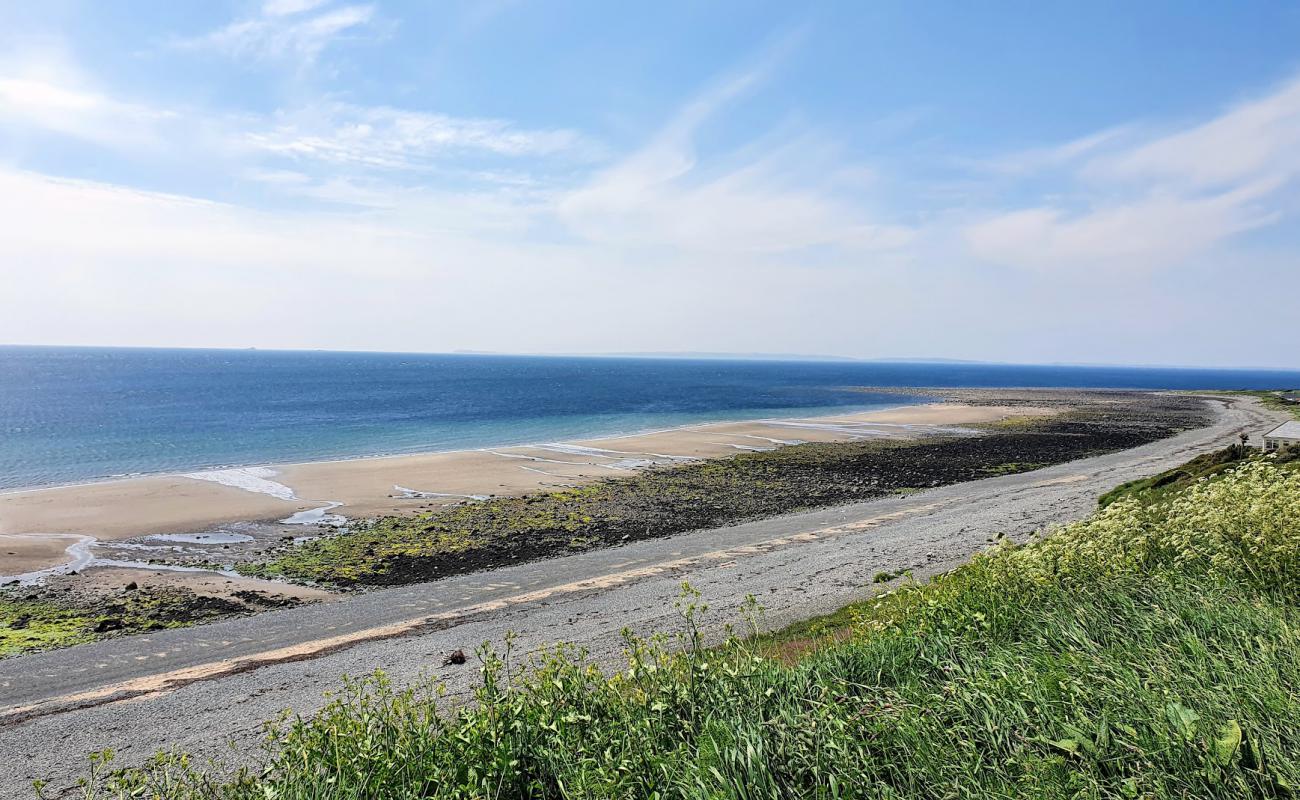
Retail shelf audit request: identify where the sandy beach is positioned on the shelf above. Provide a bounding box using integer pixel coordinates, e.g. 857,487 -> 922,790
0,403 -> 1051,578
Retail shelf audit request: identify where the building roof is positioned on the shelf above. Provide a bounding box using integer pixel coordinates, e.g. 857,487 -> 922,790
1264,421 -> 1300,440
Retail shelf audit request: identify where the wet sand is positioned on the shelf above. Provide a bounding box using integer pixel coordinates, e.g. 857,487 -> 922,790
59,566 -> 335,604
0,534 -> 89,575
0,403 -> 1052,577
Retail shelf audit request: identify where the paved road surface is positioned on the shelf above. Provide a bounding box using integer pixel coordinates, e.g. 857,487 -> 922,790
0,394 -> 1282,797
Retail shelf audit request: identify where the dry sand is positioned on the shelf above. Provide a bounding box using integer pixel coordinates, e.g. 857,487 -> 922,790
0,403 -> 1052,577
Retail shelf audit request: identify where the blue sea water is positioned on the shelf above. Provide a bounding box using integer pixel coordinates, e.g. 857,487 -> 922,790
1,346 -> 1298,491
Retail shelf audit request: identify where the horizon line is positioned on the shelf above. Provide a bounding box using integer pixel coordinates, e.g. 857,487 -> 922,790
1,342 -> 1298,374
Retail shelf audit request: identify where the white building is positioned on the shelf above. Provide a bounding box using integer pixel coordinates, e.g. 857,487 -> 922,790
1262,421 -> 1300,452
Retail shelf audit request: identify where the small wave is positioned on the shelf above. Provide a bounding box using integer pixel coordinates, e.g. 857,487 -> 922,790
182,466 -> 298,501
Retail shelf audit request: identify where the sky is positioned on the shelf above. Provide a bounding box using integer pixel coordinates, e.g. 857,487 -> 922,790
2,2 -> 1299,368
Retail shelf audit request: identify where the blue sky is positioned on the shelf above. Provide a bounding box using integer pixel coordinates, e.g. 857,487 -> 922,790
2,1 -> 1299,367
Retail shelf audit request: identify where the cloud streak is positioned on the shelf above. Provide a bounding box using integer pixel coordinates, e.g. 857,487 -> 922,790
245,103 -> 591,169
964,73 -> 1300,273
173,2 -> 376,63
559,49 -> 911,256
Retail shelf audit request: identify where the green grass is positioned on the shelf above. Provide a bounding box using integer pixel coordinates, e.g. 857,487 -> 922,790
65,450 -> 1300,799
1099,445 -> 1299,509
1,587 -> 249,658
0,600 -> 99,656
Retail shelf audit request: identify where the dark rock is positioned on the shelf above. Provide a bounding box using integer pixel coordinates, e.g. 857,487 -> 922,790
10,614 -> 31,630
93,618 -> 125,633
124,581 -> 138,591
232,589 -> 298,609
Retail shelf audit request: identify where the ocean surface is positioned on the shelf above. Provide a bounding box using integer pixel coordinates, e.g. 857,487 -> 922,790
2,346 -> 1298,491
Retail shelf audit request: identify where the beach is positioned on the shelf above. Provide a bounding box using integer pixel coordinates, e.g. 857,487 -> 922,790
0,402 -> 1047,580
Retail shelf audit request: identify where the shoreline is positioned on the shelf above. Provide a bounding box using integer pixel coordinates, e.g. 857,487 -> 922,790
0,401 -> 1041,580
0,389 -> 1221,661
0,398 -> 928,497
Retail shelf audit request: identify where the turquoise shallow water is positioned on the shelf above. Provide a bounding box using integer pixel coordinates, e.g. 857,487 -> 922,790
1,346 -> 1297,490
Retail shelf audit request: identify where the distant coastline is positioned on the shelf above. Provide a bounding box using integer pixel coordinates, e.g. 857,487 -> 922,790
5,343 -> 1298,372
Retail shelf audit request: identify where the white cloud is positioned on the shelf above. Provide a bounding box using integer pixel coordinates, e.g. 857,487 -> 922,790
1087,75 -> 1300,189
0,66 -> 590,180
559,64 -> 912,256
965,181 -> 1280,273
0,75 -> 175,149
262,0 -> 331,17
246,103 -> 589,168
175,3 -> 375,63
964,73 -> 1300,273
973,126 -> 1129,176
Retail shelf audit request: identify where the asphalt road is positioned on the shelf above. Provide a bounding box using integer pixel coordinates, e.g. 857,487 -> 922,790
0,394 -> 1282,798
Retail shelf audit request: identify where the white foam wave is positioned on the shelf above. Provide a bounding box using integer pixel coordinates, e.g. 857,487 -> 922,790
182,466 -> 298,501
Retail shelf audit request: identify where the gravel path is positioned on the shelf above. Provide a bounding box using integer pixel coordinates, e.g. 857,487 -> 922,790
0,393 -> 1281,798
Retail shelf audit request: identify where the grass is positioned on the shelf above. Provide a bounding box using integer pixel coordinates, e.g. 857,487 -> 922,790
1250,391 -> 1300,421
1197,389 -> 1300,421
0,599 -> 99,656
64,449 -> 1300,799
1099,444 -> 1299,509
1,587 -> 252,658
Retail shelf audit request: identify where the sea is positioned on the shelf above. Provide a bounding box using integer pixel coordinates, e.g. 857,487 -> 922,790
2,346 -> 1297,491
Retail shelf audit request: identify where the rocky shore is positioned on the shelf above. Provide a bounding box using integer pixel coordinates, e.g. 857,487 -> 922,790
247,389 -> 1210,587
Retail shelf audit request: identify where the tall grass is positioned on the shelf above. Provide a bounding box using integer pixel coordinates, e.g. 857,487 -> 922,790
63,456 -> 1300,799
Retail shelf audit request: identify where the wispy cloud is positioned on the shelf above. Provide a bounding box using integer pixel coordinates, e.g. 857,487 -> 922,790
559,44 -> 912,256
0,62 -> 591,188
1085,76 -> 1300,189
0,74 -> 176,150
965,181 -> 1280,273
245,103 -> 591,169
261,0 -> 332,17
173,2 -> 376,64
963,73 -> 1300,273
